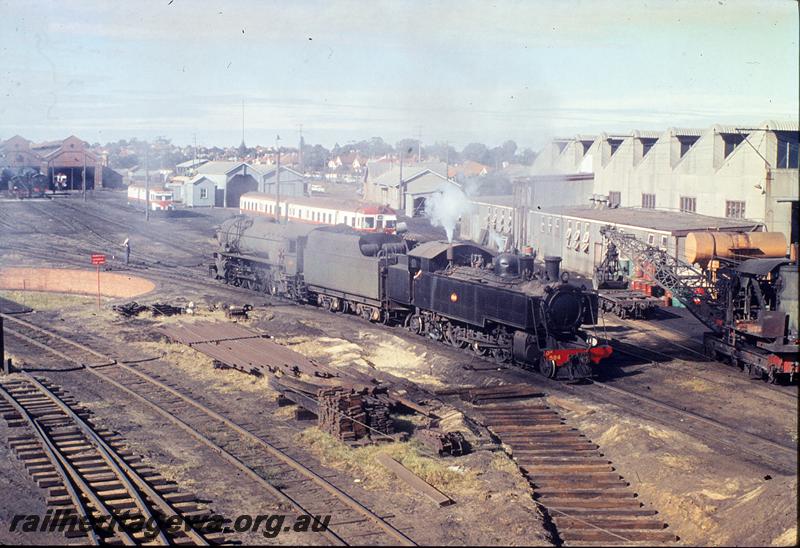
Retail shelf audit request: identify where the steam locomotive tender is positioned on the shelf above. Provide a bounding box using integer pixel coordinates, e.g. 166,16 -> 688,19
212,216 -> 612,379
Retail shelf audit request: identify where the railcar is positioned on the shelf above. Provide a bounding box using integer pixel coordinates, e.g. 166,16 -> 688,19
213,218 -> 612,379
239,192 -> 397,233
127,185 -> 175,211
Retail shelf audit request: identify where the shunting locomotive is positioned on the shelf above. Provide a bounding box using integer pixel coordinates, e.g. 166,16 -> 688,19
212,216 -> 612,379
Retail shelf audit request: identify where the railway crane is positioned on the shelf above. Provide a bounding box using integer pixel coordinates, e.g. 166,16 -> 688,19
599,225 -> 798,382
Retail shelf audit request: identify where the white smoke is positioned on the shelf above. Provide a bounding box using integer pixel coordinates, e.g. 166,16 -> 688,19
488,229 -> 508,251
424,183 -> 474,242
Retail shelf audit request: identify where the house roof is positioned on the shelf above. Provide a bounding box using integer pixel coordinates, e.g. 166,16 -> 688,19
188,174 -> 226,186
255,165 -> 305,179
539,205 -> 763,236
176,158 -> 209,168
372,161 -> 448,188
195,160 -> 250,175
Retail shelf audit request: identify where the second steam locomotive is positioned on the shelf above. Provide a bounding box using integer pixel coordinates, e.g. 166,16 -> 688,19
212,215 -> 612,379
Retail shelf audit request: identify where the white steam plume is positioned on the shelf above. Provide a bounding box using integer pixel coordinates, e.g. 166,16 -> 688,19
424,184 -> 474,242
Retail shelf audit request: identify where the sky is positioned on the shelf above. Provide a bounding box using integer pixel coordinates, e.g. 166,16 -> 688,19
0,0 -> 797,150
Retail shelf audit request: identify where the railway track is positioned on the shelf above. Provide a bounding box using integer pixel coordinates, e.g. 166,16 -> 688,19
580,375 -> 797,475
1,315 -> 115,370
475,399 -> 677,546
606,315 -> 798,396
88,362 -> 415,546
2,312 -> 416,546
0,375 -> 224,545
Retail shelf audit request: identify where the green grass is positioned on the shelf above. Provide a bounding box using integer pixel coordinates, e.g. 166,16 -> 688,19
0,290 -> 102,311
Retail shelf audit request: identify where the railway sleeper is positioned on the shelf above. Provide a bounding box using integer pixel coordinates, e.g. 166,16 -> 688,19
490,425 -> 573,434
528,471 -> 624,482
525,464 -> 615,474
558,527 -> 677,543
545,498 -> 644,510
532,481 -> 632,492
536,489 -> 635,499
554,517 -> 667,530
511,442 -> 600,451
521,457 -> 612,466
513,447 -> 603,456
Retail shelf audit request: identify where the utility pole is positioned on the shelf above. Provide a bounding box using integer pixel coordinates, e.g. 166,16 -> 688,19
298,124 -> 304,175
275,134 -> 281,224
145,146 -> 150,222
416,125 -> 423,162
82,151 -> 87,201
399,148 -> 405,215
445,140 -> 450,179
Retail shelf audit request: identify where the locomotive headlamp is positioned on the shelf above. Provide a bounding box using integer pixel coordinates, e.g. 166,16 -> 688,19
450,292 -> 458,302
587,335 -> 599,347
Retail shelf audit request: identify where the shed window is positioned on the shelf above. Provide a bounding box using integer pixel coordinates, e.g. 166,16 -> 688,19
608,191 -> 621,207
642,193 -> 656,209
647,233 -> 655,245
680,196 -> 696,213
660,235 -> 669,248
725,200 -> 746,219
776,131 -> 799,169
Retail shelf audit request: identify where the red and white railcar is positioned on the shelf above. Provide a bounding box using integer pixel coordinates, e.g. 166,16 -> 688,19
127,185 -> 175,211
239,192 -> 397,233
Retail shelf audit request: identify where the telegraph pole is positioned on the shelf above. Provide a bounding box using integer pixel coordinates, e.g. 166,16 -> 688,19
416,125 -> 423,161
275,134 -> 281,224
145,147 -> 150,222
82,151 -> 87,201
298,124 -> 304,175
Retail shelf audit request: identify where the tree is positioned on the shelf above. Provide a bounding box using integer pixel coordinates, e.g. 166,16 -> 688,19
462,142 -> 489,164
501,140 -> 518,161
396,138 -> 421,160
425,142 -> 460,164
517,147 -> 537,165
302,144 -> 330,172
367,137 -> 393,157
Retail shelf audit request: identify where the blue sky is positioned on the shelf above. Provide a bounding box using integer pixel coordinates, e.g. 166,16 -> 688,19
1,0 -> 797,149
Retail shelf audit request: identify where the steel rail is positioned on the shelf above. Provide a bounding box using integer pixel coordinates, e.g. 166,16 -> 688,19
90,362 -> 416,546
1,314 -> 113,366
0,381 -> 135,545
3,311 -> 416,545
24,375 -> 211,546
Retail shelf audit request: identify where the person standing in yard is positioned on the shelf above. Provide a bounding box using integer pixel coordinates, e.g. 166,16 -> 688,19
122,237 -> 130,265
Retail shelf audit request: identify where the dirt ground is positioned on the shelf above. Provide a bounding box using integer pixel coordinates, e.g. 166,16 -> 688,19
1,192 -> 797,546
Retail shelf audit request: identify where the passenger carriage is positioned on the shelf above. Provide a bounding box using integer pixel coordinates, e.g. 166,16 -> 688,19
239,192 -> 397,233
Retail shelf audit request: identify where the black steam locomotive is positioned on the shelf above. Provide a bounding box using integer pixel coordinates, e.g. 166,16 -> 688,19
212,216 -> 612,379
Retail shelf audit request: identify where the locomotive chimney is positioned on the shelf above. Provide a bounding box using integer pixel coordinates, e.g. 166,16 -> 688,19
544,256 -> 562,281
447,244 -> 454,266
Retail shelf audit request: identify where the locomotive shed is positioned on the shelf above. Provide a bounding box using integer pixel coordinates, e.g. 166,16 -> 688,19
0,192 -> 797,547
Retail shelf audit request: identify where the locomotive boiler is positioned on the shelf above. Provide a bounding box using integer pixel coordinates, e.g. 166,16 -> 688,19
386,243 -> 611,378
212,219 -> 612,379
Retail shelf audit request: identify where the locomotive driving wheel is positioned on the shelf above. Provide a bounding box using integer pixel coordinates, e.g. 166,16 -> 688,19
537,358 -> 558,378
443,323 -> 467,348
491,347 -> 512,364
407,314 -> 423,335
